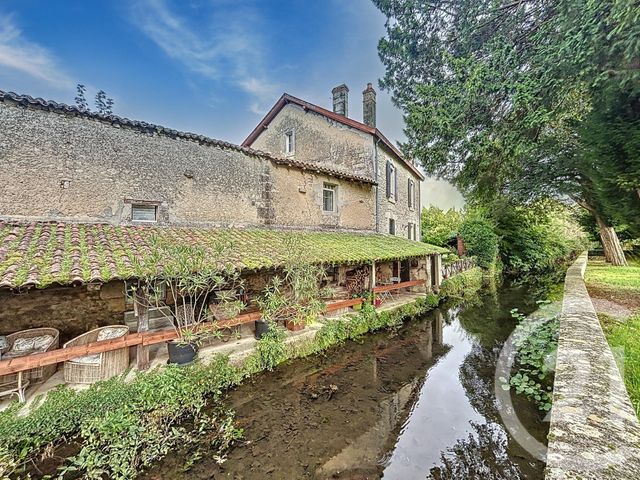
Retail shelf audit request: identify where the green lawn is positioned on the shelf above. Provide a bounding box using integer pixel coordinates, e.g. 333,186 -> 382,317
588,255 -> 640,418
600,314 -> 640,417
585,256 -> 640,292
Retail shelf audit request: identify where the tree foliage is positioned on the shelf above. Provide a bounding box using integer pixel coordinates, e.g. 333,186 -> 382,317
74,83 -> 115,114
374,0 -> 639,264
421,206 -> 463,247
459,217 -> 498,268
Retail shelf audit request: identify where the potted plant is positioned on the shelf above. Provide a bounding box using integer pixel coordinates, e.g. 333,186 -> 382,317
256,239 -> 332,335
133,237 -> 244,365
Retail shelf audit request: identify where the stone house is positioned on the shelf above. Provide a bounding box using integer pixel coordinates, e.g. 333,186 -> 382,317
243,84 -> 423,241
0,88 -> 439,342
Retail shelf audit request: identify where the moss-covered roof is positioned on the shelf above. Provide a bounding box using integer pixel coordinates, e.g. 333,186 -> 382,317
0,221 -> 445,289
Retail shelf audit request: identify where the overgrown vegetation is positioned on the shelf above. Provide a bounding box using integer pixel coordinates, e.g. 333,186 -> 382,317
0,356 -> 242,479
503,305 -> 559,412
421,202 -> 587,278
0,286 -> 474,479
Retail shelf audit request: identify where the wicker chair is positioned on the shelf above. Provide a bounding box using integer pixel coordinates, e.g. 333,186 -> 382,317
63,326 -> 129,384
0,327 -> 60,385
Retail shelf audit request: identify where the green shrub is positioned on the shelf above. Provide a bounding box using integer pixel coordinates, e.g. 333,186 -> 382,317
459,218 -> 498,268
421,206 -> 463,247
0,356 -> 242,479
439,267 -> 483,299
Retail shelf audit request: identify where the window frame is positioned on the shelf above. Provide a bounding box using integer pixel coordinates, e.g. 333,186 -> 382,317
284,130 -> 295,155
386,161 -> 397,201
389,218 -> 396,235
322,182 -> 337,213
131,204 -> 158,223
408,179 -> 415,210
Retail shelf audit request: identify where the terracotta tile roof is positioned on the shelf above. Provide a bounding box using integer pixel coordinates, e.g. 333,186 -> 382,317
0,221 -> 445,289
0,90 -> 375,186
242,93 -> 425,180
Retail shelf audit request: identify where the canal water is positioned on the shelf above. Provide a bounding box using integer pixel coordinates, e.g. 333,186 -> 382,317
146,284 -> 549,479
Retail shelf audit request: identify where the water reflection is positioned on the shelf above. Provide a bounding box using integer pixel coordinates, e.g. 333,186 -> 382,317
145,287 -> 548,480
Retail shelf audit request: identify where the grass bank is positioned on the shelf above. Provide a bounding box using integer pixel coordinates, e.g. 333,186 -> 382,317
586,255 -> 640,418
0,268 -> 484,479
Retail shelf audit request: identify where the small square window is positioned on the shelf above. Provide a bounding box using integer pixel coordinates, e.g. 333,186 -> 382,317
323,183 -> 337,212
132,204 -> 157,222
389,218 -> 396,235
285,131 -> 295,155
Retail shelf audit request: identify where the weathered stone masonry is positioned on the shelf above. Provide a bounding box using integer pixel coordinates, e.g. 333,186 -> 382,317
243,87 -> 424,241
0,96 -> 374,231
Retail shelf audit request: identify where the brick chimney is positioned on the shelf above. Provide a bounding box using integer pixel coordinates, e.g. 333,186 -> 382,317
331,84 -> 349,117
362,83 -> 376,127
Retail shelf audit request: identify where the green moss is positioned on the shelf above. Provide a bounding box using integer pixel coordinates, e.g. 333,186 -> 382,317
0,224 -> 446,288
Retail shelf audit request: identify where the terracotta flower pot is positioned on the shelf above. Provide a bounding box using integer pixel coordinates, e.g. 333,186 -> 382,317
284,319 -> 305,331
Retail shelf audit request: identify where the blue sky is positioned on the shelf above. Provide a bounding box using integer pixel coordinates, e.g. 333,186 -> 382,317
0,0 -> 463,208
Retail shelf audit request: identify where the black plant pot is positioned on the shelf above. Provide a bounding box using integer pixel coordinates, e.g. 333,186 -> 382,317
167,340 -> 198,365
254,319 -> 270,340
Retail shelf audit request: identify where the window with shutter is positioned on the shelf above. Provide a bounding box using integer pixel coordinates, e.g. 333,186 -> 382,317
386,161 -> 391,198
394,167 -> 398,201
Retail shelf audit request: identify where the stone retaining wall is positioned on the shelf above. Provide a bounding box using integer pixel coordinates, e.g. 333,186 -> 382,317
545,252 -> 640,479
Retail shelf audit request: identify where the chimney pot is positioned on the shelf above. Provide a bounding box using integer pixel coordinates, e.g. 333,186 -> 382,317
363,82 -> 377,127
332,84 -> 349,117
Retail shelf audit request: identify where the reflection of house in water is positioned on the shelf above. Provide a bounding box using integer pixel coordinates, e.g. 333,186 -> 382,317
316,314 -> 445,478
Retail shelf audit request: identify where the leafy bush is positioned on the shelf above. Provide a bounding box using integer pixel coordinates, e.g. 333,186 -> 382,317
421,206 -> 463,247
495,202 -> 588,276
459,218 -> 499,268
439,267 -> 483,299
0,356 -> 242,479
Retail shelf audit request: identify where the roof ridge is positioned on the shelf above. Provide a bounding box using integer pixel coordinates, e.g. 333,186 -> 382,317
0,90 -> 376,185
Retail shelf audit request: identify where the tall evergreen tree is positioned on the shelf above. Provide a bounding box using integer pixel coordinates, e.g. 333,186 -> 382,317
374,0 -> 639,265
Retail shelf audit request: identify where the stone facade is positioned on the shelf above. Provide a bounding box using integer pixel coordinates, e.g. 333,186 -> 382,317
245,89 -> 423,240
0,101 -> 374,231
376,145 -> 421,240
250,102 -> 375,179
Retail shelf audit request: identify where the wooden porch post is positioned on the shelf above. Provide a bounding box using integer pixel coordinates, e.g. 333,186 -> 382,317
134,286 -> 150,370
434,254 -> 443,291
369,261 -> 376,291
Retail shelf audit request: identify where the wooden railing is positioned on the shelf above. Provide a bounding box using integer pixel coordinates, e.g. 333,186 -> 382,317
0,280 -> 425,377
441,258 -> 474,280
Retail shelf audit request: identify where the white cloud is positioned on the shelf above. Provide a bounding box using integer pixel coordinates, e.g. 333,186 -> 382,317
131,0 -> 279,114
0,14 -> 73,90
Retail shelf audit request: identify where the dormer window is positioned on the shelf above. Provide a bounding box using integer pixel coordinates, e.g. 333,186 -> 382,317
284,130 -> 295,155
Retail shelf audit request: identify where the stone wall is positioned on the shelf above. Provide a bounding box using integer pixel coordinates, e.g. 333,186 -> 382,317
546,252 -> 640,479
0,102 -> 374,231
249,102 -> 422,238
376,145 -> 421,240
250,102 -> 375,179
0,281 -> 128,343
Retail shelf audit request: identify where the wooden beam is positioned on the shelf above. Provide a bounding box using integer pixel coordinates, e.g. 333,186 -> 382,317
0,288 -> 423,377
